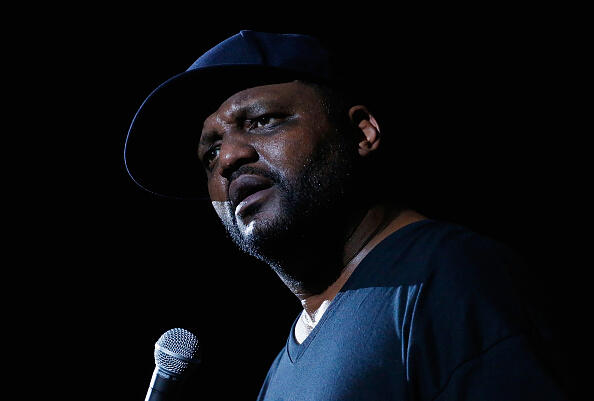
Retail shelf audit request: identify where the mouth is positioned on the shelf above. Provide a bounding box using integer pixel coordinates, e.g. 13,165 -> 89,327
229,174 -> 274,215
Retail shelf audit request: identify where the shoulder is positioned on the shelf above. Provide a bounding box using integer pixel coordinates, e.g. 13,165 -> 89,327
420,221 -> 522,309
402,222 -> 566,400
404,220 -> 528,331
369,219 -> 518,286
355,219 -> 526,333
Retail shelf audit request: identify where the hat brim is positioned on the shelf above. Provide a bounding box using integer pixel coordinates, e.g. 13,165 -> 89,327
124,65 -> 331,200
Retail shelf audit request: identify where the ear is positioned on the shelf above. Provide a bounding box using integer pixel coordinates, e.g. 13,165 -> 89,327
349,105 -> 381,157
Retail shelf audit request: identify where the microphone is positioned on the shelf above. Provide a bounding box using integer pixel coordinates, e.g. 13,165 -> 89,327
145,328 -> 200,401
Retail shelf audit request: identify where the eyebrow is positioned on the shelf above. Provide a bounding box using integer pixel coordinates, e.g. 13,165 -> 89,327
199,131 -> 219,148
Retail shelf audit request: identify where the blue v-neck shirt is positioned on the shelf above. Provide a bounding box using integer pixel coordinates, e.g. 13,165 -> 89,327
257,220 -> 567,400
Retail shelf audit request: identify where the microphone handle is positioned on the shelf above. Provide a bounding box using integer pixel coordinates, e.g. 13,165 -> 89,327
145,367 -> 183,401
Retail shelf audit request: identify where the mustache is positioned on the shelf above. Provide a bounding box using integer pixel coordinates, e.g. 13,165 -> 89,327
229,165 -> 281,186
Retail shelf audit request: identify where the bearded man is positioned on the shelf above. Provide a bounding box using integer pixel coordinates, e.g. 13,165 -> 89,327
125,31 -> 567,400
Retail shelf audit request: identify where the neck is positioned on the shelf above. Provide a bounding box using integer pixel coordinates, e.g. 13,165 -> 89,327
295,204 -> 426,318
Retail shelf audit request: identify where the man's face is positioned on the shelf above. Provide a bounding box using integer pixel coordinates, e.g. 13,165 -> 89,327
198,80 -> 358,263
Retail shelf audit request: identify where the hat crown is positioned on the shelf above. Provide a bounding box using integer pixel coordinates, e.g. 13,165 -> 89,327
188,30 -> 331,79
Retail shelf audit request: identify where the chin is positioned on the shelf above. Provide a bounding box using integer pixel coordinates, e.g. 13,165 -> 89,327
212,200 -> 284,253
236,198 -> 284,236
237,210 -> 285,245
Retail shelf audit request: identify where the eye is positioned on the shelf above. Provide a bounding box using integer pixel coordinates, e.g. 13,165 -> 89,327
203,145 -> 221,169
248,114 -> 279,130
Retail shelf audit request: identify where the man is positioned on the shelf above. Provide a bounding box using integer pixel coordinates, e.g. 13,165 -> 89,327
125,31 -> 568,400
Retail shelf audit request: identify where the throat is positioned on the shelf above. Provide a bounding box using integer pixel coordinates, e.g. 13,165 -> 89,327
294,300 -> 332,344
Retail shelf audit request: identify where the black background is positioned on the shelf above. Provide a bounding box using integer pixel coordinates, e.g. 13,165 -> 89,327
18,8 -> 585,400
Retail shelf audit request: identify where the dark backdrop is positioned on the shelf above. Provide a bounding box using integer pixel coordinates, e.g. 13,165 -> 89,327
26,12 -> 583,400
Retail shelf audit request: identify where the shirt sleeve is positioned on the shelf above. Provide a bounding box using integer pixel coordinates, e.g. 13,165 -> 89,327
432,334 -> 568,401
407,230 -> 568,400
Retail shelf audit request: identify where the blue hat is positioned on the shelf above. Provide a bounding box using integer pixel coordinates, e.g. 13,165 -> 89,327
124,30 -> 335,199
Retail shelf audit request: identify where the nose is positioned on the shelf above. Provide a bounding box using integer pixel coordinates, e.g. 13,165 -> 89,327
217,134 -> 258,180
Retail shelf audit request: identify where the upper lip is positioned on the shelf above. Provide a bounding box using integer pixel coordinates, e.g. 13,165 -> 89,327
228,174 -> 274,208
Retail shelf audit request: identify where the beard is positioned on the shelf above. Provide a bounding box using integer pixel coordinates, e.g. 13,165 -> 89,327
212,132 -> 363,294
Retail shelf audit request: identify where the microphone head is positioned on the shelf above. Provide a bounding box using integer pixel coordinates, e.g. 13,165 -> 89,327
153,328 -> 200,376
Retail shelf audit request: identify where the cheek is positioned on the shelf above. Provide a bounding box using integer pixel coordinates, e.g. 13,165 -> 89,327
260,131 -> 320,178
207,175 -> 228,202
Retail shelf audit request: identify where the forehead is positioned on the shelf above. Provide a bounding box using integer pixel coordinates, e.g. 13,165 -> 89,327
202,80 -> 320,128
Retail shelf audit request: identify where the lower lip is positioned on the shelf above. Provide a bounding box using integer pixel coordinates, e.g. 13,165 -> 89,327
235,187 -> 274,217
